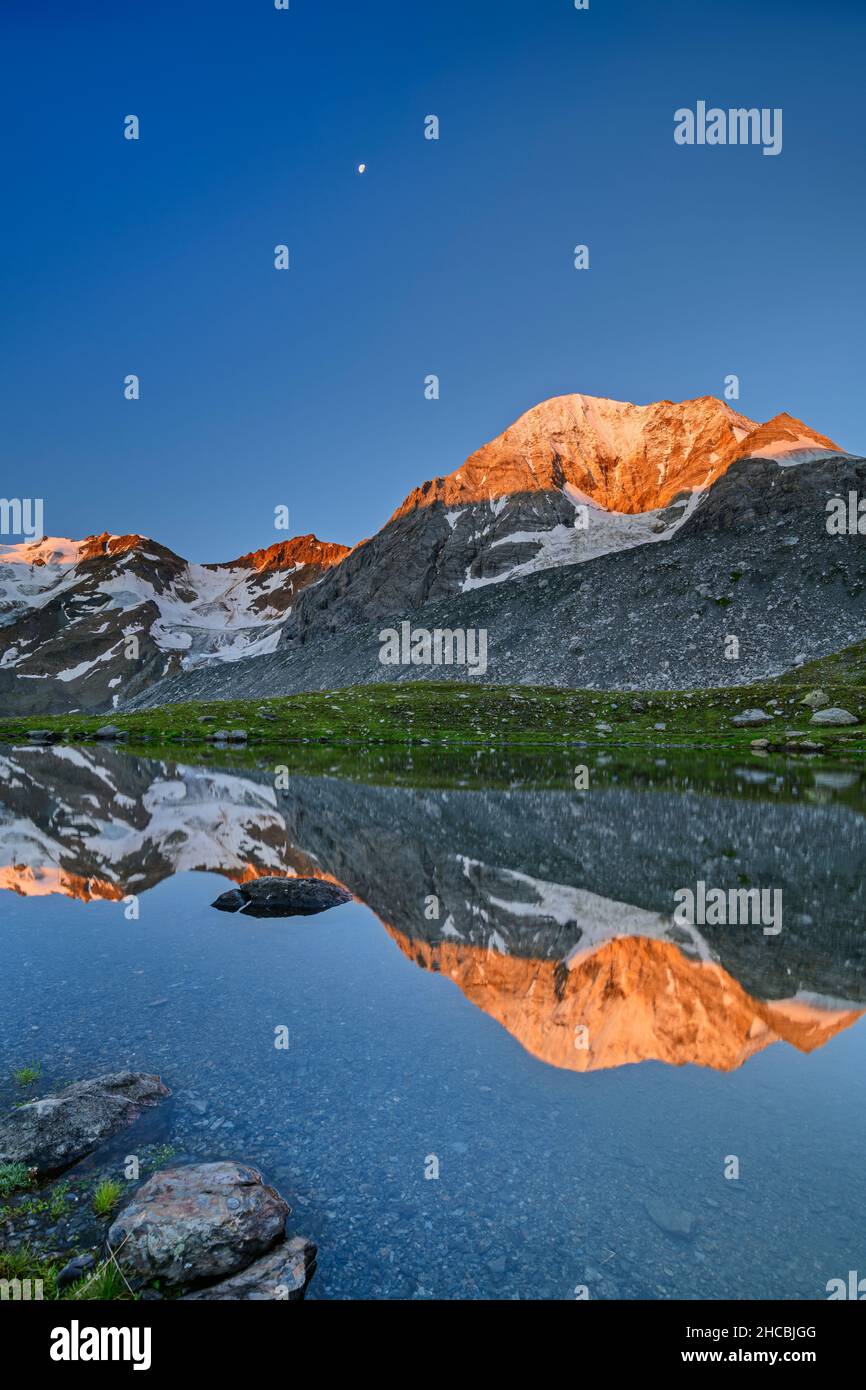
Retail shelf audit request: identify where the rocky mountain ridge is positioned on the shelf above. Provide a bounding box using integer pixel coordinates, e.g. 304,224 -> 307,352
0,531 -> 347,715
129,451 -> 866,705
0,392 -> 858,713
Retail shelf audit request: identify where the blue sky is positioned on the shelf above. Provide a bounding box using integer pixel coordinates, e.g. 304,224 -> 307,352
1,0 -> 864,560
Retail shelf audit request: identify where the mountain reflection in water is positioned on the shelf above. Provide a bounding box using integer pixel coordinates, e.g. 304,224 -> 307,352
2,744 -> 864,1074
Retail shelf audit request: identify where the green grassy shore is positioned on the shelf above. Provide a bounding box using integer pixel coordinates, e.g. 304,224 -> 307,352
0,642 -> 864,760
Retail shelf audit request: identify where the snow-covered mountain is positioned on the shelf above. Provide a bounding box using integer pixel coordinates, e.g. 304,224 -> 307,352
0,532 -> 347,715
0,391 -> 856,713
292,394 -> 845,636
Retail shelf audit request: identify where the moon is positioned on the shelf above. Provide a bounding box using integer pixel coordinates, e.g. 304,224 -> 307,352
357,163 -> 366,174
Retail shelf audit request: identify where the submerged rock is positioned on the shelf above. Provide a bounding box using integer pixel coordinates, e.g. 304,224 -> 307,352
108,1161 -> 289,1286
0,1071 -> 170,1175
644,1198 -> 696,1239
212,875 -> 352,918
809,707 -> 859,726
182,1235 -> 317,1301
26,729 -> 60,744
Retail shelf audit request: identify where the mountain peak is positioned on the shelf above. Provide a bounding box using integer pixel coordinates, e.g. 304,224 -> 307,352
390,392 -> 843,518
223,534 -> 350,572
733,413 -> 844,464
0,533 -> 171,569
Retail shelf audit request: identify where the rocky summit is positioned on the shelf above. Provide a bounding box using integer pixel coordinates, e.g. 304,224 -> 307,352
1,393 -> 862,712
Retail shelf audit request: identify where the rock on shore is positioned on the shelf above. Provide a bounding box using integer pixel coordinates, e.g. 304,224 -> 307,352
0,1072 -> 170,1175
182,1235 -> 317,1300
108,1161 -> 290,1285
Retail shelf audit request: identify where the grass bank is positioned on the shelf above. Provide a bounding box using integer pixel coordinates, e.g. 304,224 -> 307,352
0,685 -> 864,754
0,644 -> 864,759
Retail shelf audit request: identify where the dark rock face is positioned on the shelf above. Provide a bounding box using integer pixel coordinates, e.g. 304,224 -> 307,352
212,875 -> 352,918
288,485 -> 682,637
108,1162 -> 290,1285
126,454 -> 866,705
0,1072 -> 170,1175
182,1235 -> 317,1300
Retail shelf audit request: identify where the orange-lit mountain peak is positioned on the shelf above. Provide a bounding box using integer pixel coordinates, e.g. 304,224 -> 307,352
223,534 -> 350,573
387,393 -> 844,520
385,929 -> 862,1073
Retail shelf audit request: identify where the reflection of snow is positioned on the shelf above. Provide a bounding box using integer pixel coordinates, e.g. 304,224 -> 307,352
0,751 -> 289,899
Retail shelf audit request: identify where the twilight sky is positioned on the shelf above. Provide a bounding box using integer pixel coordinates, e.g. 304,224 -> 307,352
1,0 -> 864,560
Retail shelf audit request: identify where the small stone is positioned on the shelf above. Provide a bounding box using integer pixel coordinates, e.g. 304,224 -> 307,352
56,1253 -> 96,1289
0,1072 -> 170,1176
644,1198 -> 696,1239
